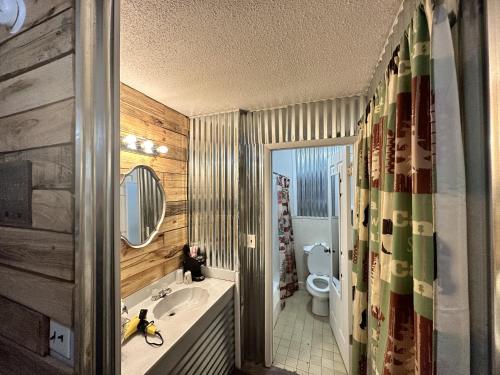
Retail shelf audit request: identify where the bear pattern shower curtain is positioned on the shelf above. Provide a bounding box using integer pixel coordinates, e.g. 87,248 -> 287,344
276,175 -> 298,303
352,6 -> 434,374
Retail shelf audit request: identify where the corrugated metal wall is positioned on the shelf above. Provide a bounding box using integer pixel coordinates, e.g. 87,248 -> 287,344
189,111 -> 240,270
296,147 -> 334,217
238,122 -> 266,360
241,97 -> 366,144
189,96 -> 365,363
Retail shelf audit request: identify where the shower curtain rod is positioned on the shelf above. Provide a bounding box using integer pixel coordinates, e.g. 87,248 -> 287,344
367,0 -> 458,100
272,171 -> 289,178
367,0 -> 418,100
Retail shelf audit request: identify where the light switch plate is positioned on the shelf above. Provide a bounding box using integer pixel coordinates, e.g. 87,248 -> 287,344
247,234 -> 256,248
49,320 -> 72,359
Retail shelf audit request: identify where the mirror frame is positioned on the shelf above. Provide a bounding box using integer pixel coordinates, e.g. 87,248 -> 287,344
120,164 -> 166,249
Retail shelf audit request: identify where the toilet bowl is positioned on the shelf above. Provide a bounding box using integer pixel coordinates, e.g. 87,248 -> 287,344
304,244 -> 330,316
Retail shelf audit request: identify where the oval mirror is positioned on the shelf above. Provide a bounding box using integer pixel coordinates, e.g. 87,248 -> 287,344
120,165 -> 166,248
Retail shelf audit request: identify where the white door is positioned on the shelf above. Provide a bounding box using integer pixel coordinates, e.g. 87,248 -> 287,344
328,147 -> 352,372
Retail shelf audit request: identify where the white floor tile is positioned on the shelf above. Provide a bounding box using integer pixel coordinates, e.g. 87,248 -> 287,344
309,363 -> 322,375
322,349 -> 334,360
322,358 -> 334,369
275,353 -> 287,364
310,354 -> 322,366
287,348 -> 299,359
276,346 -> 288,356
285,357 -> 298,367
290,340 -> 301,350
297,360 -> 309,371
273,291 -> 348,375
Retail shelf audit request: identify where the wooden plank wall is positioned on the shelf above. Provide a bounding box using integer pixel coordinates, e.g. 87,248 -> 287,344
120,84 -> 189,297
0,1 -> 75,374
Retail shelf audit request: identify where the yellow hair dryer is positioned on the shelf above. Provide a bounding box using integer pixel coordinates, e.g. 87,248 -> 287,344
122,309 -> 163,347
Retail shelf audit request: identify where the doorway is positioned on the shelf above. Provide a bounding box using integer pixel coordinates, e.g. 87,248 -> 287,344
264,139 -> 355,374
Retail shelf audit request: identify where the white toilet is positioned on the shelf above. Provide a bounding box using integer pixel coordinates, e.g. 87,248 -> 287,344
304,244 -> 330,316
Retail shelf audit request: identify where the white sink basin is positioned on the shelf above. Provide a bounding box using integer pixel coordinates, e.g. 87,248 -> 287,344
152,287 -> 209,319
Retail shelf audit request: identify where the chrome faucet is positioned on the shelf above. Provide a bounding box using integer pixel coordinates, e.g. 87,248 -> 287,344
151,288 -> 172,301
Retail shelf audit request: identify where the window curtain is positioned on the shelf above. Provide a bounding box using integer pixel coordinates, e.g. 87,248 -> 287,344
352,6 -> 435,374
296,147 -> 330,217
276,175 -> 298,304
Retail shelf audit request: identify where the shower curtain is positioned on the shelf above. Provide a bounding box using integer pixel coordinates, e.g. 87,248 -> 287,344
276,175 -> 298,303
352,6 -> 435,374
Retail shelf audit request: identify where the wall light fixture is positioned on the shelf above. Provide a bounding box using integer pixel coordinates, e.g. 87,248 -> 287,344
142,140 -> 154,154
157,145 -> 169,154
123,134 -> 137,150
121,134 -> 169,156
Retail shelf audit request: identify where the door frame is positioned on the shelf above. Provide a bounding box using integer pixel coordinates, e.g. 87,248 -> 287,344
486,0 -> 500,372
263,136 -> 357,367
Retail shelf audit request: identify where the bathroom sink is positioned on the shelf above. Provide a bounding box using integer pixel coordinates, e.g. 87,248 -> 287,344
152,287 -> 209,319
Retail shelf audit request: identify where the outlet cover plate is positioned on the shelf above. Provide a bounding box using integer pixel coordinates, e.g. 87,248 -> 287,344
247,234 -> 256,248
49,320 -> 72,359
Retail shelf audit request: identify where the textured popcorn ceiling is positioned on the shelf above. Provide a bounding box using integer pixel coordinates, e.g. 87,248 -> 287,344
121,0 -> 401,116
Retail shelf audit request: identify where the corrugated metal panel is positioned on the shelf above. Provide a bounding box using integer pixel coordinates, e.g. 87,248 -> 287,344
296,147 -> 330,217
189,111 -> 239,270
238,126 -> 265,360
168,299 -> 235,375
244,96 -> 365,144
295,147 -> 342,217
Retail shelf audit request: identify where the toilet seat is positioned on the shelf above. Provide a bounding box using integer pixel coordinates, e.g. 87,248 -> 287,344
306,274 -> 329,298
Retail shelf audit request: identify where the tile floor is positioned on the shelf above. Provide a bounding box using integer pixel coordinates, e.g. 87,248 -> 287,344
273,290 -> 348,375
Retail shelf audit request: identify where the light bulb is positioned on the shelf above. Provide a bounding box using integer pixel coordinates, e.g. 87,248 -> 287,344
123,134 -> 137,150
142,140 -> 154,154
157,145 -> 168,154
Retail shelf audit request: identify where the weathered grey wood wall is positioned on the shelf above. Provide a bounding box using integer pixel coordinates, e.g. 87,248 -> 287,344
0,1 -> 75,374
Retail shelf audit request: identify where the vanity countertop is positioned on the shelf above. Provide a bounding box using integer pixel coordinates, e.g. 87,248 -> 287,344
121,277 -> 234,375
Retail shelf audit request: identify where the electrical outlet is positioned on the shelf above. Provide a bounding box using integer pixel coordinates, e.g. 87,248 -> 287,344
247,234 -> 256,248
49,320 -> 72,359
